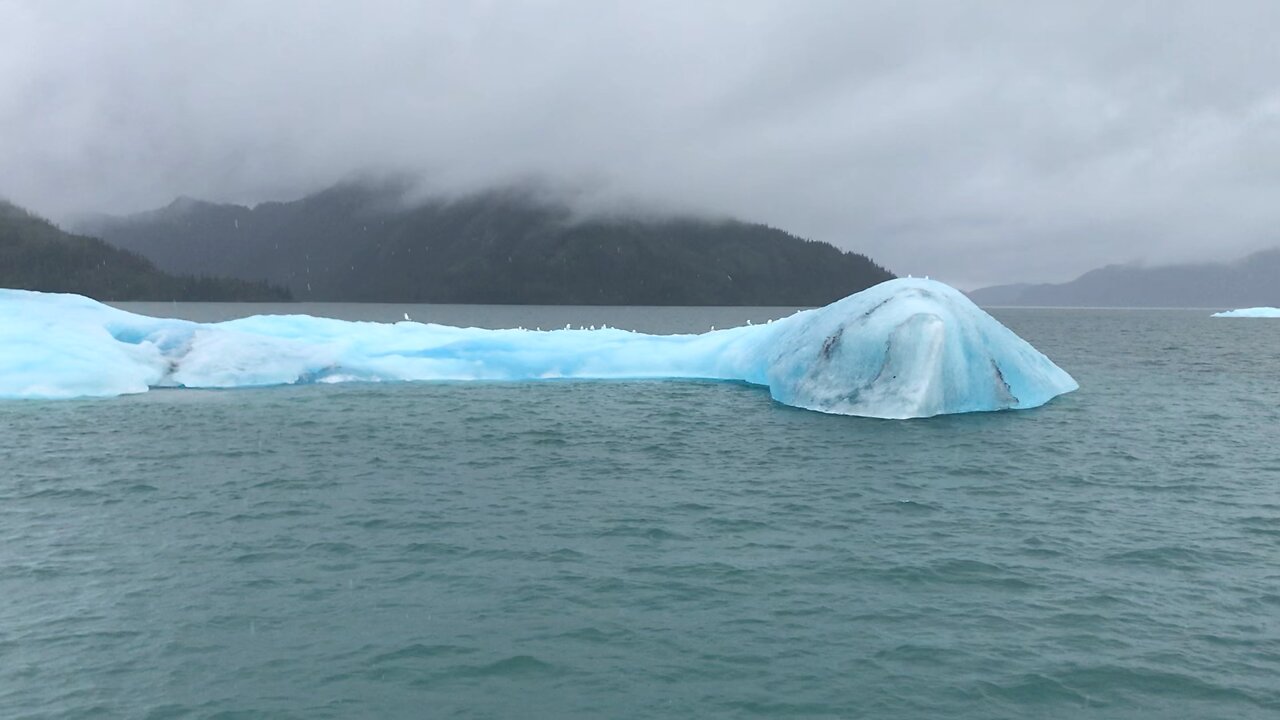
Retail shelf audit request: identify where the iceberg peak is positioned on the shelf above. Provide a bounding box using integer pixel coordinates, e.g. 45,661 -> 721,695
751,278 -> 1076,418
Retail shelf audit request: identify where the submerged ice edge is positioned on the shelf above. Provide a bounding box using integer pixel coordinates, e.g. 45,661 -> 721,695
0,279 -> 1078,418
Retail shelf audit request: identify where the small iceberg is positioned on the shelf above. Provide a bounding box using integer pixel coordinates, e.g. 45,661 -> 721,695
1212,307 -> 1280,318
0,278 -> 1077,418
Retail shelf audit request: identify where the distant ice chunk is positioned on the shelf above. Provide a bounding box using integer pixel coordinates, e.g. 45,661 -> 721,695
1212,307 -> 1280,318
0,279 -> 1078,418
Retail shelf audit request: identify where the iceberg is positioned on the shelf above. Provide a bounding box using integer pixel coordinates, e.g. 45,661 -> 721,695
0,279 -> 1077,418
1212,307 -> 1280,318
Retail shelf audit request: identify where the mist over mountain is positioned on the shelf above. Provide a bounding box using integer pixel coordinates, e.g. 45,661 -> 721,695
968,250 -> 1280,308
80,182 -> 895,305
0,200 -> 288,301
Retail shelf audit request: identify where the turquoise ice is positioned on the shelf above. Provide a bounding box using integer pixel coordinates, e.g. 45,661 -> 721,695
0,278 -> 1077,418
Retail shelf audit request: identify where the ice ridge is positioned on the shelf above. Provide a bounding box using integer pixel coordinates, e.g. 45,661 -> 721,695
0,278 -> 1078,418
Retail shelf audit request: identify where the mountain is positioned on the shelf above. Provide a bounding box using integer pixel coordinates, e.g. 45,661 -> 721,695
969,250 -> 1280,308
80,182 -> 895,305
0,200 -> 290,301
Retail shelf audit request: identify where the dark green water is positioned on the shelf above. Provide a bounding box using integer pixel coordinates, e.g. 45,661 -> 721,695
2,306 -> 1279,719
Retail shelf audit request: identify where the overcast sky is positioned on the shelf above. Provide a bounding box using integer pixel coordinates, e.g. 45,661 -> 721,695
2,1 -> 1278,288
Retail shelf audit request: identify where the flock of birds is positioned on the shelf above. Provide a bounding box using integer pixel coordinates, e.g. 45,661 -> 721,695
400,311 -> 773,333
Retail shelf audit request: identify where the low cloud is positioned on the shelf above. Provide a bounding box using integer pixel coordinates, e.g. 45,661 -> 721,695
3,1 -> 1279,287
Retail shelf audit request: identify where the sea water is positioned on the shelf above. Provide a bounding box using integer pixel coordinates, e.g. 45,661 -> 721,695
1,305 -> 1278,719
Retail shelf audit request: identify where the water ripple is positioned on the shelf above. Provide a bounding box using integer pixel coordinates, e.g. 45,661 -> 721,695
2,308 -> 1279,718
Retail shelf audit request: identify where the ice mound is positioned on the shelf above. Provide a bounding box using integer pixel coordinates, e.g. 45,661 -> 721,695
1212,307 -> 1280,318
0,279 -> 1077,418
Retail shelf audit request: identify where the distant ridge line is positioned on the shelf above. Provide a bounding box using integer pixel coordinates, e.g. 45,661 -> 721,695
968,251 -> 1280,308
80,181 -> 895,306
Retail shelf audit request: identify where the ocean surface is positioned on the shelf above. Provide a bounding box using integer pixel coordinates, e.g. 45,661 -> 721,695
2,303 -> 1279,719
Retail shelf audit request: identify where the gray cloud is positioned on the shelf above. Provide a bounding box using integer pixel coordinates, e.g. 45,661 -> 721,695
3,0 -> 1279,287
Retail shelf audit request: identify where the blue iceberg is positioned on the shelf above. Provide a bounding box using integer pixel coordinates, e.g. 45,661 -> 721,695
0,278 -> 1077,418
1212,307 -> 1280,318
